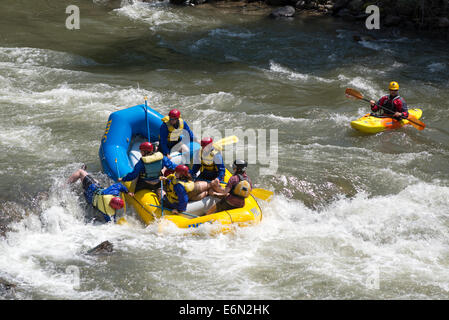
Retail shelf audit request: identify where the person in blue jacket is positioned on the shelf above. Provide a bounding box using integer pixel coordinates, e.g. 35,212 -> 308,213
160,164 -> 194,214
68,166 -> 134,223
118,142 -> 177,193
190,137 -> 225,182
159,108 -> 196,158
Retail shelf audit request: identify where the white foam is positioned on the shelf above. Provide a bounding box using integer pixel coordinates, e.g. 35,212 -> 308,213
268,61 -> 334,83
428,63 -> 446,73
114,0 -> 220,32
2,178 -> 449,299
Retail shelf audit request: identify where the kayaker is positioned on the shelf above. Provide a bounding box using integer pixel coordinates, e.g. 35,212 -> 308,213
206,159 -> 252,215
190,137 -> 225,182
370,81 -> 409,120
67,166 -> 134,223
118,142 -> 177,193
159,108 -> 196,158
159,164 -> 194,214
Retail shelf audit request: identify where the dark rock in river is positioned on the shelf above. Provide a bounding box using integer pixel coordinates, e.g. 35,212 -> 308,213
86,240 -> 114,255
270,6 -> 296,18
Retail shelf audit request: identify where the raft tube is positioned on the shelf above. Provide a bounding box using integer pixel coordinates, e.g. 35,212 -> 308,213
99,104 -> 199,181
350,108 -> 423,134
99,104 -> 262,233
122,168 -> 263,234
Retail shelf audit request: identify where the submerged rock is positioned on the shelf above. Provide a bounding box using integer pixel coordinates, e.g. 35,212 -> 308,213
269,5 -> 296,18
86,240 -> 113,255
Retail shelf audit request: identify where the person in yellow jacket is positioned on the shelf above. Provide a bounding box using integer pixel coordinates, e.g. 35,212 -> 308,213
159,164 -> 194,214
68,166 -> 134,223
159,108 -> 196,158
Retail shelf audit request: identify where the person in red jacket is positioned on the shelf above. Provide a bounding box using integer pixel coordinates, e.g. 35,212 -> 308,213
370,81 -> 409,120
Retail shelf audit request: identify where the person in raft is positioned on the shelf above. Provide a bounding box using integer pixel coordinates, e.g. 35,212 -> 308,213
187,137 -> 226,201
159,108 -> 196,159
118,142 -> 177,193
206,159 -> 252,215
370,81 -> 409,120
67,166 -> 134,223
159,164 -> 195,214
190,137 -> 225,182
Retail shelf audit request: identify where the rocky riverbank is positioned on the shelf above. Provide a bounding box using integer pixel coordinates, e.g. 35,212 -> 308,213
164,0 -> 449,39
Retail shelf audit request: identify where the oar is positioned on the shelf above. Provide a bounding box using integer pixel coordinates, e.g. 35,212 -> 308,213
114,146 -> 121,180
345,88 -> 425,131
213,135 -> 239,151
251,188 -> 274,202
148,204 -> 199,218
160,179 -> 164,217
144,96 -> 151,141
130,195 -> 199,219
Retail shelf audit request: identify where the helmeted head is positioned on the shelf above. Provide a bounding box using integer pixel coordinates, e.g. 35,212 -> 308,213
232,159 -> 247,173
174,164 -> 190,179
109,197 -> 124,210
389,81 -> 399,96
168,109 -> 181,126
201,137 -> 213,149
139,142 -> 154,154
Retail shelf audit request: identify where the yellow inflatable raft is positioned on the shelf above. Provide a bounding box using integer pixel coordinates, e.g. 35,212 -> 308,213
350,108 -> 423,134
122,169 -> 262,233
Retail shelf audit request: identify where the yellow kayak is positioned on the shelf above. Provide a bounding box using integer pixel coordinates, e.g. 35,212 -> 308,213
350,108 -> 423,134
122,169 -> 262,234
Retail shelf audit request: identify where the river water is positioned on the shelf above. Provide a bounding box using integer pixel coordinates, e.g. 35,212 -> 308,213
0,0 -> 448,300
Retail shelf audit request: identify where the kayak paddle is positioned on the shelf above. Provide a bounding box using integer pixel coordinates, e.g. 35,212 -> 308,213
345,88 -> 426,131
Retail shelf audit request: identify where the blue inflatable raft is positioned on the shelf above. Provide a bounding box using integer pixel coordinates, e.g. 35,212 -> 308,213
99,103 -> 200,182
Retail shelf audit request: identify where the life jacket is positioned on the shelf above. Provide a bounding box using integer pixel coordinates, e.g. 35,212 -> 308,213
165,174 -> 194,204
200,148 -> 219,172
231,174 -> 251,199
161,116 -> 185,142
92,190 -> 117,218
380,95 -> 407,115
141,152 -> 163,180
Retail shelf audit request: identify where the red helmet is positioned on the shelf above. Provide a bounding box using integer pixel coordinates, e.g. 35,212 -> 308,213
168,109 -> 181,119
109,197 -> 124,210
139,142 -> 153,152
175,164 -> 189,177
201,137 -> 213,148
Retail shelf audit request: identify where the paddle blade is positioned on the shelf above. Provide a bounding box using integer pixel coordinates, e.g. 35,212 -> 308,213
345,88 -> 364,100
117,217 -> 128,225
251,188 -> 274,202
406,114 -> 426,131
213,135 -> 239,151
